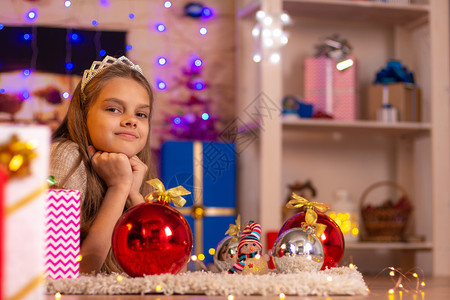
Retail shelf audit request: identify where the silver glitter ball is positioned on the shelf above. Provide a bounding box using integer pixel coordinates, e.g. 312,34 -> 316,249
272,228 -> 324,273
213,235 -> 239,272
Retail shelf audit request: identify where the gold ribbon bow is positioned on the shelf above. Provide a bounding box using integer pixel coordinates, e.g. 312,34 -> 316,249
0,135 -> 38,178
286,193 -> 330,238
301,221 -> 327,239
145,178 -> 191,208
224,215 -> 241,243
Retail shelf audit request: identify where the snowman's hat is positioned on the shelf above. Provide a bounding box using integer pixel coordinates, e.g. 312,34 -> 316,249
237,221 -> 262,253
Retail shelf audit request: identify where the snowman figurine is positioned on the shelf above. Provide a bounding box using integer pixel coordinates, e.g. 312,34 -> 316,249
228,221 -> 268,275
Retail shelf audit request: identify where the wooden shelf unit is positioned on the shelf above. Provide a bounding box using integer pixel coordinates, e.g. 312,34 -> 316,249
282,118 -> 431,135
236,0 -> 450,276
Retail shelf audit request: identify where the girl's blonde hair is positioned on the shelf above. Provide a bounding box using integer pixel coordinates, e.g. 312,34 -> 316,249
52,62 -> 154,272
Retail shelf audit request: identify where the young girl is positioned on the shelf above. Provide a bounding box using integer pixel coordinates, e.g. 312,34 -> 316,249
50,55 -> 154,274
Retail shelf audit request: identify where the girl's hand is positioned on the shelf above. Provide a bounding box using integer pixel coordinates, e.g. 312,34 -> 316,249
88,145 -> 133,190
127,155 -> 148,207
81,146 -> 135,274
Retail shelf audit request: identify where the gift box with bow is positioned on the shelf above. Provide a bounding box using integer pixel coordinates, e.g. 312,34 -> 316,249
304,56 -> 359,120
161,141 -> 236,265
0,125 -> 50,300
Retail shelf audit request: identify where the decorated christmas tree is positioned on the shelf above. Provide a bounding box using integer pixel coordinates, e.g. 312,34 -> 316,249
161,57 -> 219,142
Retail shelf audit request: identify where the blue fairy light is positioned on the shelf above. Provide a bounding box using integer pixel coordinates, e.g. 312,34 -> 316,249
92,20 -> 98,26
194,82 -> 204,90
23,33 -> 31,41
158,57 -> 167,65
100,0 -> 110,7
70,33 -> 79,42
0,24 -> 4,30
156,23 -> 166,32
157,80 -> 167,90
99,49 -> 106,56
173,117 -> 181,125
126,45 -> 133,51
22,90 -> 30,99
64,1 -> 72,7
194,59 -> 202,67
129,13 -> 135,20
201,113 -> 209,120
66,62 -> 74,70
27,10 -> 37,21
202,7 -> 213,18
164,1 -> 172,8
62,92 -> 70,99
0,88 -> 5,94
23,69 -> 31,77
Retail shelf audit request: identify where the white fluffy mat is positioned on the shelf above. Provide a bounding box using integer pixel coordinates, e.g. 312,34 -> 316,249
46,267 -> 368,296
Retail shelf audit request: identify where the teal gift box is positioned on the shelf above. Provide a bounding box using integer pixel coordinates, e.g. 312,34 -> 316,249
161,141 -> 236,266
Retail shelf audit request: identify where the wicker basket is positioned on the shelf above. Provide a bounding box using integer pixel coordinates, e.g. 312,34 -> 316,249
360,181 -> 413,241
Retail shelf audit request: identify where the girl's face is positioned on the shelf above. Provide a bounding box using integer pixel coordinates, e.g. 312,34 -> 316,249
86,77 -> 151,158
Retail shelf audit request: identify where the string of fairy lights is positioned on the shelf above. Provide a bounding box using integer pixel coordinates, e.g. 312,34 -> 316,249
52,264 -> 427,299
2,3 -> 430,297
251,10 -> 291,64
0,0 -> 290,126
0,0 -> 214,102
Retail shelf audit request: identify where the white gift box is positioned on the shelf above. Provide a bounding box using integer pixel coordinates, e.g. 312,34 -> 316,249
1,124 -> 50,300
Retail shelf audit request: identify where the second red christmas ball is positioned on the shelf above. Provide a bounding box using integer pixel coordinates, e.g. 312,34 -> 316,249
278,212 -> 345,270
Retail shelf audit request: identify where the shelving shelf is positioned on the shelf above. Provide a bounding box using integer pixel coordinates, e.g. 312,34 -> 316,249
346,241 -> 433,251
282,118 -> 431,136
238,0 -> 429,27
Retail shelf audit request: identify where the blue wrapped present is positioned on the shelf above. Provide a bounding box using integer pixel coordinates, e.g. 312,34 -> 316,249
282,95 -> 313,118
161,141 -> 236,266
374,60 -> 415,84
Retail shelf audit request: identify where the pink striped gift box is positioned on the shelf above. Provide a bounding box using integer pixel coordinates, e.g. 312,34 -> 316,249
304,56 -> 359,120
45,189 -> 81,279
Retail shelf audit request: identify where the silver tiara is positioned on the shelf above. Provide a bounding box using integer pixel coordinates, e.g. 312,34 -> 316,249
80,55 -> 144,92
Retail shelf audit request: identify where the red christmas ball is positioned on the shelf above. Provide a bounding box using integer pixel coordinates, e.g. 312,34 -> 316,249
112,202 -> 193,277
278,212 -> 345,270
